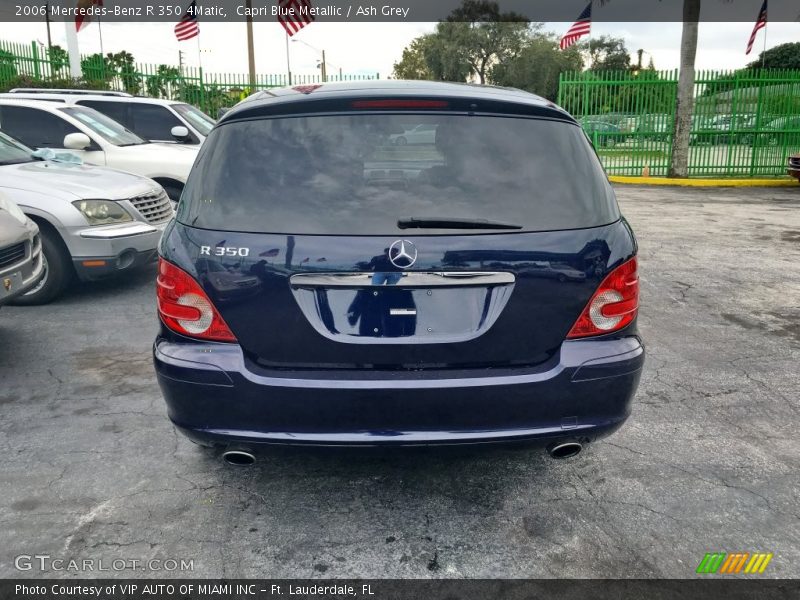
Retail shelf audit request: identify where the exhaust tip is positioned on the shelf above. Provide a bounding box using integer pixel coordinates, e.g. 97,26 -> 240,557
547,441 -> 583,459
221,449 -> 256,466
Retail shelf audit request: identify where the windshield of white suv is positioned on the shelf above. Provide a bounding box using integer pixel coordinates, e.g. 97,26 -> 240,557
0,131 -> 35,165
59,106 -> 147,146
171,103 -> 215,136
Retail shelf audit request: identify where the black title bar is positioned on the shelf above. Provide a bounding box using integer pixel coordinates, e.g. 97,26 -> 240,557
2,0 -> 800,23
3,580 -> 800,600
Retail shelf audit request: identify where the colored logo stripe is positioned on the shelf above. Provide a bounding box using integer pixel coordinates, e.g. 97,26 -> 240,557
697,553 -> 726,573
697,552 -> 773,574
719,553 -> 749,573
744,553 -> 773,574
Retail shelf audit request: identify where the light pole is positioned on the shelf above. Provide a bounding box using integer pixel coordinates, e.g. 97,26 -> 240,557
634,49 -> 653,74
291,39 -> 340,82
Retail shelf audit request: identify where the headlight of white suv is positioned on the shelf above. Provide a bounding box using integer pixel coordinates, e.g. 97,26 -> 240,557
72,200 -> 133,226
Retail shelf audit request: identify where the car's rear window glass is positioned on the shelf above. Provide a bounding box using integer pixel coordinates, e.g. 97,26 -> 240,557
179,114 -> 618,234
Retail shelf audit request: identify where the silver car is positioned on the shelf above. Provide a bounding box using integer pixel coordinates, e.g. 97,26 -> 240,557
0,131 -> 173,304
0,192 -> 44,307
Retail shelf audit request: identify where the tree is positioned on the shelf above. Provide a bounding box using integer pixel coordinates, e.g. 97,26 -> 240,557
422,32 -> 473,82
106,51 -> 140,95
435,0 -> 530,84
0,50 -> 17,82
491,32 -> 583,100
587,36 -> 631,71
746,42 -> 800,70
146,65 -> 181,98
592,0 -> 701,177
80,53 -> 112,83
668,0 -> 700,178
393,37 -> 435,80
392,0 -> 532,84
47,45 -> 69,74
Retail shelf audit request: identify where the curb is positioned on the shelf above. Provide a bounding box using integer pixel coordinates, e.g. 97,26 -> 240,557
608,175 -> 799,187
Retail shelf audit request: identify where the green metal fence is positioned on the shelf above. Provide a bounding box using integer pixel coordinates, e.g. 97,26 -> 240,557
0,39 -> 379,117
558,69 -> 800,177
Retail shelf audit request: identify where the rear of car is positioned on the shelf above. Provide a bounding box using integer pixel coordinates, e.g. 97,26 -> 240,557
153,82 -> 644,454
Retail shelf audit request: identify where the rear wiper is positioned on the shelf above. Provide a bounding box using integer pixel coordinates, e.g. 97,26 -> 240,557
397,217 -> 522,230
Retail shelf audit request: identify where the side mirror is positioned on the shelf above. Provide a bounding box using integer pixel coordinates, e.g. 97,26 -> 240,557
63,132 -> 92,150
171,126 -> 190,141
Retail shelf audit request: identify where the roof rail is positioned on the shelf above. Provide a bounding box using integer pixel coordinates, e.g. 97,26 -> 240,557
8,88 -> 134,97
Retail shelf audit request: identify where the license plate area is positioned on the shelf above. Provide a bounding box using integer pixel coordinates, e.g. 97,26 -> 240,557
290,272 -> 515,344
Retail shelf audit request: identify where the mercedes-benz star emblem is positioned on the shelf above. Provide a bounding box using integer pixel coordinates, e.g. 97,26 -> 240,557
389,239 -> 418,269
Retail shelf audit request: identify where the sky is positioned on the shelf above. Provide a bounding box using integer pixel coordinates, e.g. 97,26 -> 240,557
4,20 -> 800,78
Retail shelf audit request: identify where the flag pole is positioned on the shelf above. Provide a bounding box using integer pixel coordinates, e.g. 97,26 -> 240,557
196,32 -> 202,71
761,20 -> 768,69
285,31 -> 292,86
97,18 -> 104,57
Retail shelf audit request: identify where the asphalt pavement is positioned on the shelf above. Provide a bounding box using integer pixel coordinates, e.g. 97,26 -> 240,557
1,185 -> 798,578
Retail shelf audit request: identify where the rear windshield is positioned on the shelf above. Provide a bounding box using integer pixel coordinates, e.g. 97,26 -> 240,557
179,113 -> 618,235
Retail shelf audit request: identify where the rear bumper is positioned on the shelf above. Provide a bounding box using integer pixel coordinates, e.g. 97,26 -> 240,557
154,335 -> 645,447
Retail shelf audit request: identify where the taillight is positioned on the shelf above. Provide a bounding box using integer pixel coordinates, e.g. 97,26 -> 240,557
156,258 -> 236,342
567,258 -> 639,339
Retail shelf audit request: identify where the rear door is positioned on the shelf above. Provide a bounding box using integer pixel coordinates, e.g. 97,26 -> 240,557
174,105 -> 630,370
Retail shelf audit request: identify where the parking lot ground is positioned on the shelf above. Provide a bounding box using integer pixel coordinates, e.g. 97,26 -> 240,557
1,185 -> 799,579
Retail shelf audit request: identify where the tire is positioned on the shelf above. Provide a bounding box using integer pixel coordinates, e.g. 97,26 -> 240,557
163,184 -> 183,203
11,228 -> 73,305
395,136 -> 407,146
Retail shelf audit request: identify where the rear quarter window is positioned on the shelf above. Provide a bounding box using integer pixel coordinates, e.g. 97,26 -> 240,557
179,113 -> 619,235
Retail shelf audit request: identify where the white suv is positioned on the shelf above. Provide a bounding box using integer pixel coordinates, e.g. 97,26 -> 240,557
2,89 -> 215,145
0,98 -> 198,201
0,131 -> 172,304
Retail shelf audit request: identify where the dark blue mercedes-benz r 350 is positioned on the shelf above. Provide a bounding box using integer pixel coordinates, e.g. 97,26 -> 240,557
153,81 -> 644,464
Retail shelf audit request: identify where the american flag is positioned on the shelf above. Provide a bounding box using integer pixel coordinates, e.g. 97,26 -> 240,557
745,0 -> 767,55
75,0 -> 103,33
175,1 -> 200,42
278,0 -> 315,37
560,2 -> 592,50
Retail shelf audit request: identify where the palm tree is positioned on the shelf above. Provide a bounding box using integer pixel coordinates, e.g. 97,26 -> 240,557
597,0 -> 701,177
669,0 -> 701,177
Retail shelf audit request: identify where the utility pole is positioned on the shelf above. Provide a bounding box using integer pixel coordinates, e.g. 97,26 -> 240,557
44,1 -> 53,52
245,0 -> 256,89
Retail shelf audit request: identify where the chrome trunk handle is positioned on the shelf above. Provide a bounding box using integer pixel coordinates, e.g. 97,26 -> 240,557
290,272 -> 515,288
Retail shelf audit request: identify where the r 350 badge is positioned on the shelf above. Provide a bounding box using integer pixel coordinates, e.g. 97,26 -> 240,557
199,246 -> 250,257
